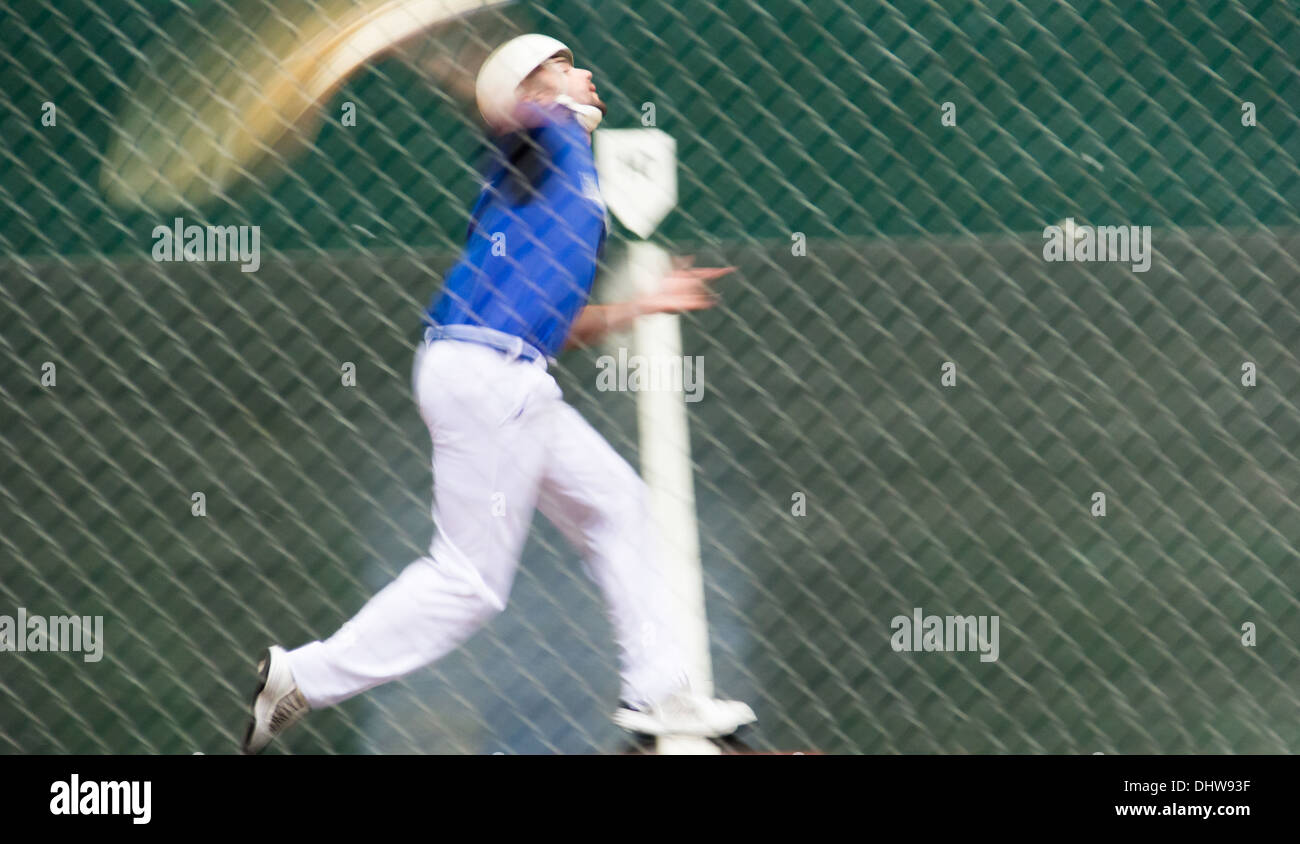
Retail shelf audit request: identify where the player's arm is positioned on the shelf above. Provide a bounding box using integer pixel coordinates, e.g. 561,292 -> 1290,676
565,261 -> 735,350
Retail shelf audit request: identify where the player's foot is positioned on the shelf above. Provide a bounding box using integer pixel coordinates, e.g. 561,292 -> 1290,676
241,645 -> 310,754
613,689 -> 756,737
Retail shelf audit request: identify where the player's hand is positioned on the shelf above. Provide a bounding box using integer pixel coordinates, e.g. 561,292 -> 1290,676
639,256 -> 735,315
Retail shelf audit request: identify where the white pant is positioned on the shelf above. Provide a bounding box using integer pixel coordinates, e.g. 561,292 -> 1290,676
287,338 -> 686,709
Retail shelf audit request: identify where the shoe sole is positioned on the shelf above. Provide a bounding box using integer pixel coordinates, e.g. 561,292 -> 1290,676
240,648 -> 273,755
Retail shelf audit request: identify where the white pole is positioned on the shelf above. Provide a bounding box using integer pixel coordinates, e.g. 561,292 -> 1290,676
625,242 -> 718,756
594,128 -> 717,753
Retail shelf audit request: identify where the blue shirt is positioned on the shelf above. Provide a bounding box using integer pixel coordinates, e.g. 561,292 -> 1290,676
425,102 -> 608,357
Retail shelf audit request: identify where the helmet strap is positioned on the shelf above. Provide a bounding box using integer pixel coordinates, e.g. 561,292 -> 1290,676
554,94 -> 604,132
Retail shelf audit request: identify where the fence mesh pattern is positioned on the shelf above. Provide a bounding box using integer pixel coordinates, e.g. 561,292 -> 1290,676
1,0 -> 1298,753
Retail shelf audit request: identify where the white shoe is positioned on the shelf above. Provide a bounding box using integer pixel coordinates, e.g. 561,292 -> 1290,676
613,689 -> 757,738
241,646 -> 310,754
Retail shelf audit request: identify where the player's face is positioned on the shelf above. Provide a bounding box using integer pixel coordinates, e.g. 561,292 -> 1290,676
544,56 -> 606,114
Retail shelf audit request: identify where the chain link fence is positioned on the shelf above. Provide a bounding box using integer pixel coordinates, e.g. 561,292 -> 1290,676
1,0 -> 1297,753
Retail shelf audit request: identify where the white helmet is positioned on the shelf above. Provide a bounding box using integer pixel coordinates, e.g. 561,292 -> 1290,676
475,33 -> 602,133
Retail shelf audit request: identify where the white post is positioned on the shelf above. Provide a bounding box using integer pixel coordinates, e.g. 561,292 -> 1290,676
595,130 -> 718,754
626,246 -> 717,756
627,241 -> 714,697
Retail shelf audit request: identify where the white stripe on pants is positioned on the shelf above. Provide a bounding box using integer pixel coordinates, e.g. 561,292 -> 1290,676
286,338 -> 687,709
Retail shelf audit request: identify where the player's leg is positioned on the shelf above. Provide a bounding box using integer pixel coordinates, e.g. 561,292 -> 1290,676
535,401 -> 755,736
242,342 -> 552,752
535,403 -> 685,707
288,342 -> 552,704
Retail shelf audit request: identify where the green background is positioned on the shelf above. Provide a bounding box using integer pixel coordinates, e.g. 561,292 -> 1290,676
1,0 -> 1297,753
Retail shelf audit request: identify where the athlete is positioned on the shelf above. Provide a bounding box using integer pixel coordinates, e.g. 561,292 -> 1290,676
242,34 -> 756,753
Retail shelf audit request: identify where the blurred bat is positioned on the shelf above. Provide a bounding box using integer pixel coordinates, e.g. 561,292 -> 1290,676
102,0 -> 513,210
